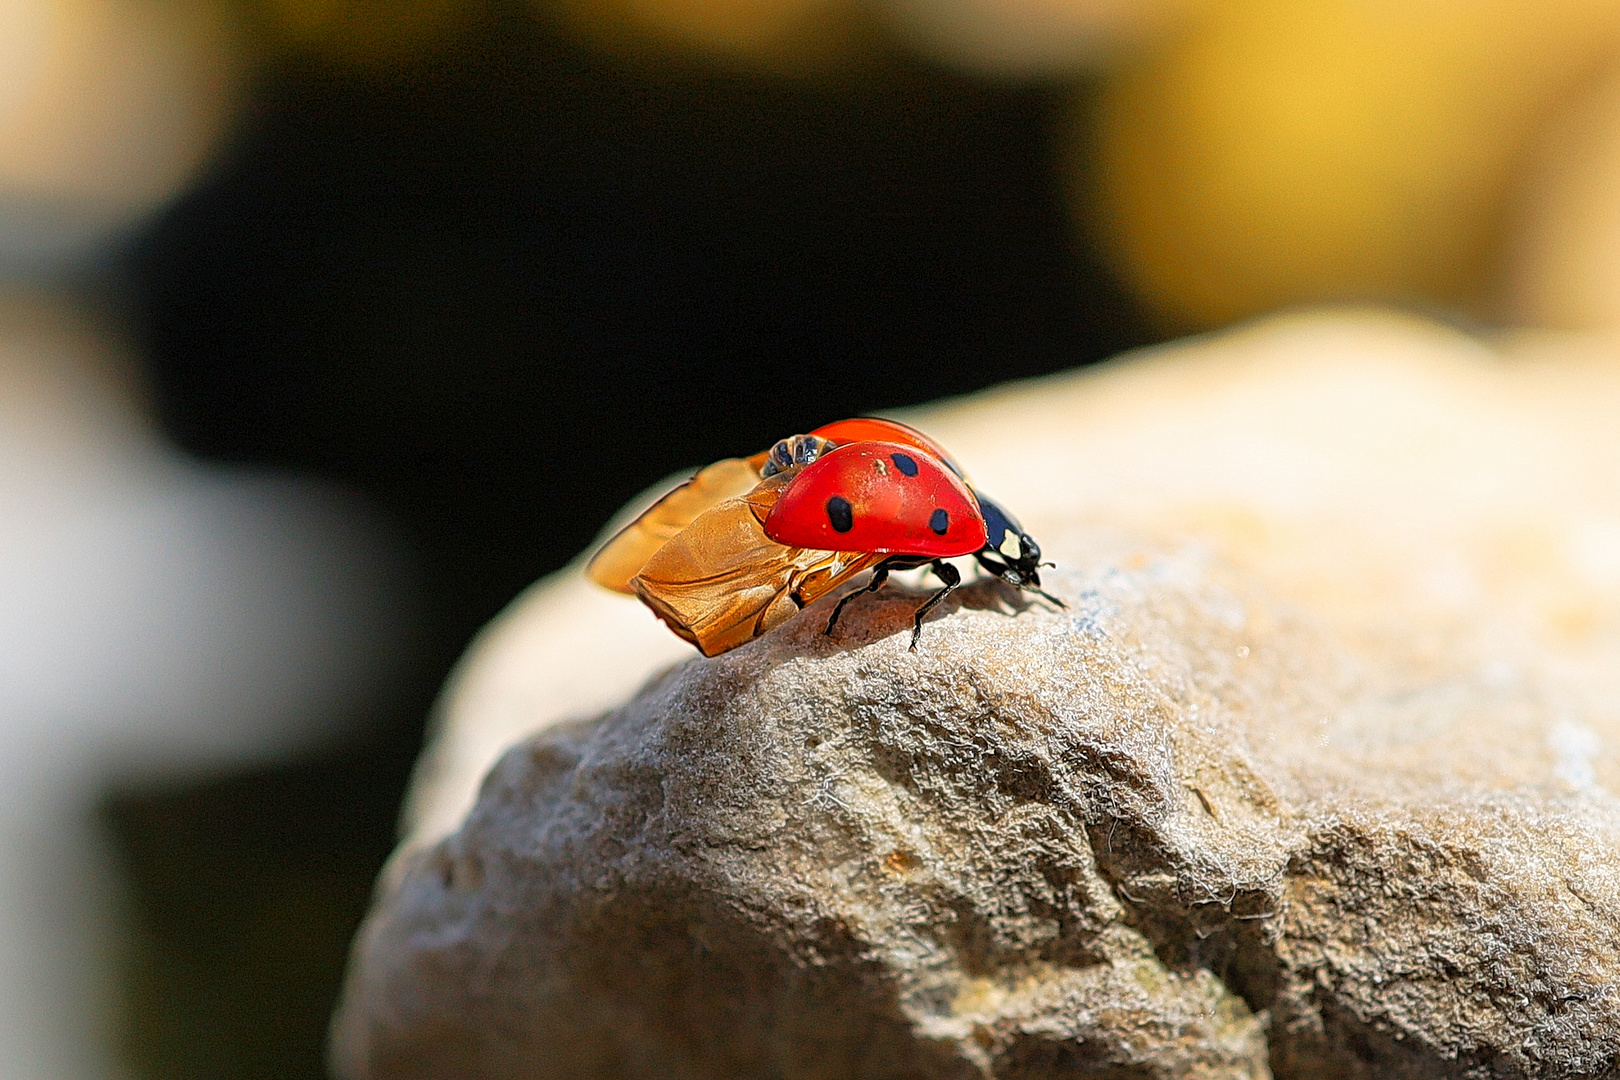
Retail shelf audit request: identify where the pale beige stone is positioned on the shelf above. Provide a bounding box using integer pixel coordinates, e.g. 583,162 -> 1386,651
340,309 -> 1620,1079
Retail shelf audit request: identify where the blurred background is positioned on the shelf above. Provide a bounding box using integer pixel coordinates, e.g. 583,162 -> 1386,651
6,0 -> 1620,1075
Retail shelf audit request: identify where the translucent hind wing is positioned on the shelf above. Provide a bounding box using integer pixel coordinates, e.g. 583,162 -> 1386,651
632,485 -> 876,656
586,456 -> 762,593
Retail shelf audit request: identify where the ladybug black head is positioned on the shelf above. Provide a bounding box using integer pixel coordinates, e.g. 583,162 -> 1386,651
974,492 -> 1059,603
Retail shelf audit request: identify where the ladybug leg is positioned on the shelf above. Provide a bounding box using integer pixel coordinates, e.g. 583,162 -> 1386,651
974,549 -> 1066,609
908,560 -> 962,652
1026,584 -> 1066,609
974,549 -> 1013,581
825,564 -> 892,636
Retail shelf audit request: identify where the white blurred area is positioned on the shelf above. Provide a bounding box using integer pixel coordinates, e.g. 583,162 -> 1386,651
1,1 -> 412,1076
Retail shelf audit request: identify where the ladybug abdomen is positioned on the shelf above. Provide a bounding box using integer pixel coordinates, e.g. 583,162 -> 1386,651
763,441 -> 988,558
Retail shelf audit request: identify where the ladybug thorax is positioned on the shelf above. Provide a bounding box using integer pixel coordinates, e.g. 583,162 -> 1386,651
760,434 -> 835,478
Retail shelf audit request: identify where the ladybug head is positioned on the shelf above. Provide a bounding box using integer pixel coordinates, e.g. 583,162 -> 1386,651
975,492 -> 1053,595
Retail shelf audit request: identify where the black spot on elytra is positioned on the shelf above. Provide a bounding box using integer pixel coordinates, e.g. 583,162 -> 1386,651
827,496 -> 854,533
929,508 -> 949,535
890,452 -> 919,477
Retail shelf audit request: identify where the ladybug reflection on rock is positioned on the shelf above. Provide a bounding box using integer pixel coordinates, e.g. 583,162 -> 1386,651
588,418 -> 1062,656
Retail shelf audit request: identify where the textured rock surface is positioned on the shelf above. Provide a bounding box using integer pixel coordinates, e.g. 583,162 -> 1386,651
336,535 -> 1620,1079
336,311 -> 1620,1079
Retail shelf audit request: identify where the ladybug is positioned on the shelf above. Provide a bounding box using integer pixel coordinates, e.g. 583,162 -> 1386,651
762,440 -> 990,648
804,418 -> 1056,609
587,419 -> 1059,656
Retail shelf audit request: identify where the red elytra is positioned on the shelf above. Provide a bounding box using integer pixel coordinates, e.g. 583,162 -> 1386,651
807,417 -> 962,476
763,441 -> 988,558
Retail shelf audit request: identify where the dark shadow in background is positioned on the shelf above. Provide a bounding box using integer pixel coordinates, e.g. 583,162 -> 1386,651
103,9 -> 1153,1076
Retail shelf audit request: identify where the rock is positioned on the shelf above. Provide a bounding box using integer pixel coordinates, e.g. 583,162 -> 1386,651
336,310 -> 1620,1078
335,532 -> 1620,1079
400,310 -> 1620,850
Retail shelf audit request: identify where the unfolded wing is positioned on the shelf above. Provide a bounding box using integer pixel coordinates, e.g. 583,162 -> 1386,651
632,483 -> 876,656
586,456 -> 763,593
